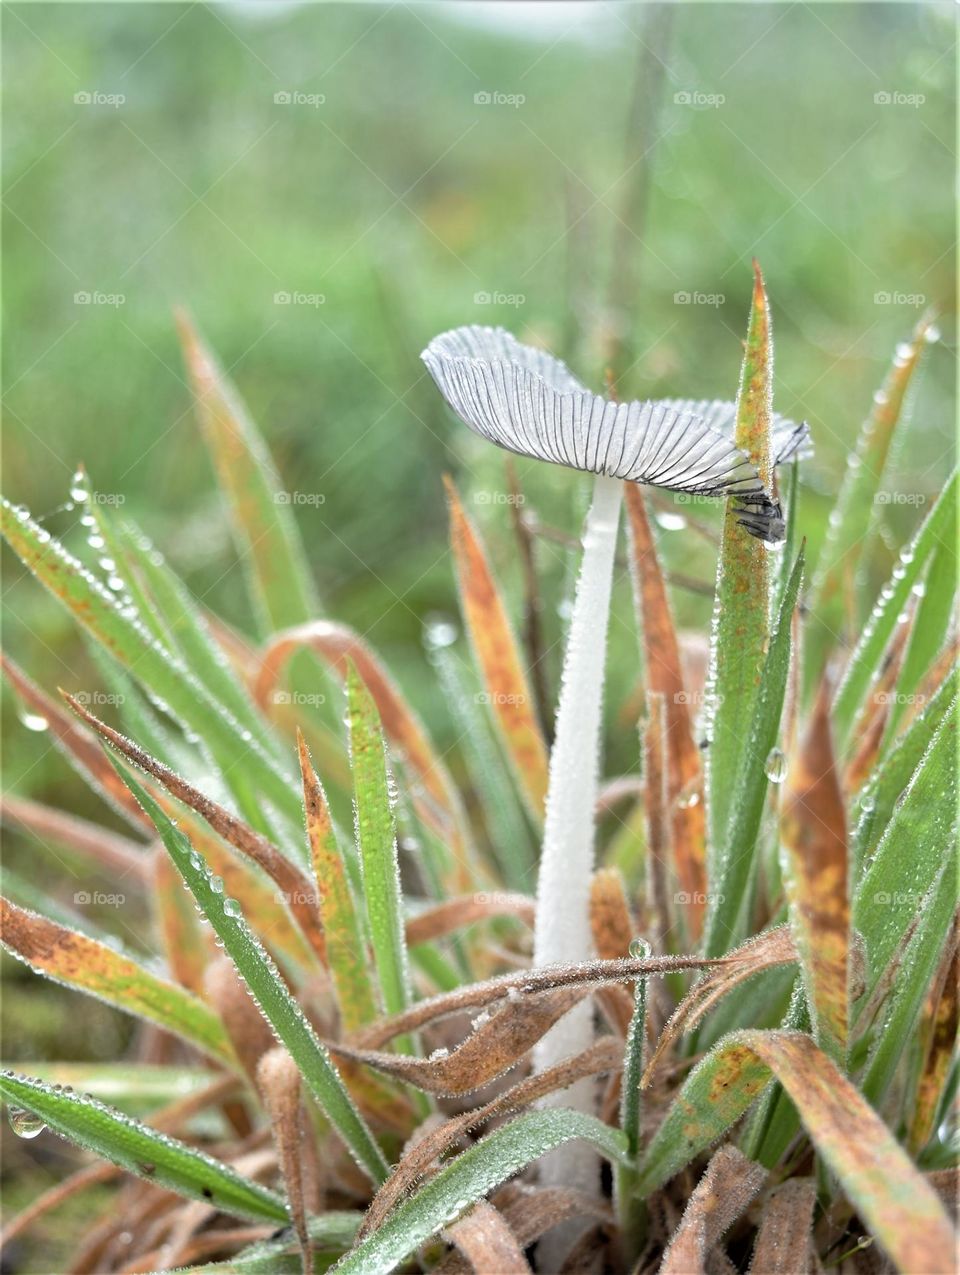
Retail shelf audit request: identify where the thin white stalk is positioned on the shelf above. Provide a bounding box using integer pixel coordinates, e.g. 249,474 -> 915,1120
533,471 -> 623,1200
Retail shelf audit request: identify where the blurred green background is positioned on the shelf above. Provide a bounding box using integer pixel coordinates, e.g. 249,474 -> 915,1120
0,3 -> 954,1264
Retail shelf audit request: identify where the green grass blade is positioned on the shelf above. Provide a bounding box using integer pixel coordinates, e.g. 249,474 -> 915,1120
805,311 -> 939,693
0,896 -> 236,1066
1,499 -> 301,832
179,1214 -> 364,1272
177,311 -> 320,635
346,665 -> 412,1025
617,950 -> 650,1257
850,662 -> 957,878
0,1063 -> 214,1113
860,858 -> 958,1106
833,470 -> 957,749
333,1110 -> 630,1275
704,546 -> 804,956
637,1030 -> 955,1273
706,264 -> 775,888
115,761 -> 390,1186
298,733 -> 378,1033
853,696 -> 958,997
0,1071 -> 288,1223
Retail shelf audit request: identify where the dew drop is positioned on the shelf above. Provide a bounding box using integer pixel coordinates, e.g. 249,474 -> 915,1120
628,937 -> 651,959
423,616 -> 458,650
924,323 -> 941,344
9,1108 -> 46,1139
765,748 -> 787,784
223,898 -> 242,918
655,510 -> 687,532
18,711 -> 49,733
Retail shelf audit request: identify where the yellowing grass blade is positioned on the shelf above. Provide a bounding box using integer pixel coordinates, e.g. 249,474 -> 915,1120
256,620 -> 472,884
779,685 -> 849,1063
176,310 -> 320,635
444,475 -> 549,821
638,1029 -> 956,1274
0,897 -> 236,1067
707,262 -> 774,884
624,483 -> 707,937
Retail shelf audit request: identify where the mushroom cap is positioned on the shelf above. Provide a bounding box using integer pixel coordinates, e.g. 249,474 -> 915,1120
422,326 -> 809,503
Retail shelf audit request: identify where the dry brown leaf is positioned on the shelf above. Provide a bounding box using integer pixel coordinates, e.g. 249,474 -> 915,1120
204,956 -> 275,1085
643,690 -> 674,955
625,484 -> 708,937
590,868 -> 635,961
441,1199 -> 532,1275
642,926 -> 798,1088
0,792 -> 149,882
152,844 -> 210,995
780,683 -> 849,1062
257,1048 -> 312,1272
65,694 -> 327,966
353,953 -> 727,1050
659,1145 -> 766,1275
358,1037 -> 623,1242
406,891 -> 534,947
332,987 -> 586,1095
749,1178 -> 817,1274
909,917 -> 960,1154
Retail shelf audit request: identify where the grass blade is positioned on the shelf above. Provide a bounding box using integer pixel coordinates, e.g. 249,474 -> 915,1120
345,666 -> 412,1032
444,475 -> 549,820
779,684 -> 849,1063
115,762 -> 390,1185
706,263 -> 774,888
0,1071 -> 287,1223
0,897 -> 235,1066
704,545 -> 804,955
333,1110 -> 630,1275
297,732 -> 378,1032
176,310 -> 320,634
833,470 -> 957,749
1,500 -> 301,829
806,311 -> 939,692
637,1029 -> 955,1273
624,485 -> 707,937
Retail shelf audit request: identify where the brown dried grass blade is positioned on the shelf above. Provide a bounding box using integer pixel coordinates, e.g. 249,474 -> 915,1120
642,926 -> 798,1088
444,474 -> 550,819
780,683 -> 849,1062
909,917 -> 960,1154
257,1048 -> 311,1273
204,955 -> 275,1085
0,793 -> 148,882
358,1037 -> 623,1242
625,483 -> 708,937
406,891 -> 534,947
643,690 -> 674,952
749,1178 -> 816,1274
254,620 -> 467,861
332,987 -> 586,1095
660,1145 -> 766,1275
353,954 -> 726,1050
65,694 -> 326,966
441,1200 -> 532,1275
152,844 -> 210,995
590,867 -> 637,1036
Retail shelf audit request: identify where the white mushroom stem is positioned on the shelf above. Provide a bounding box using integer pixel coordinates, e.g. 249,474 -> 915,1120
533,471 -> 623,1194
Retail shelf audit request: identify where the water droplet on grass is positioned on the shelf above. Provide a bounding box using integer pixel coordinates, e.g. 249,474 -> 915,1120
765,748 -> 787,783
9,1108 -> 46,1138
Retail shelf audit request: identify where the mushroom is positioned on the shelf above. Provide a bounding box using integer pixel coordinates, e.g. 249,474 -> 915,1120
421,325 -> 808,1130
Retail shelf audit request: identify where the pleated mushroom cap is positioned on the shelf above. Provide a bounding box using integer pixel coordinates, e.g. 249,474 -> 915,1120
422,326 -> 810,543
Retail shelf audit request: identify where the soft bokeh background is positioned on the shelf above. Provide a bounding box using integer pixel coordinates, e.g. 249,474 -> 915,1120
1,2 -> 955,1263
